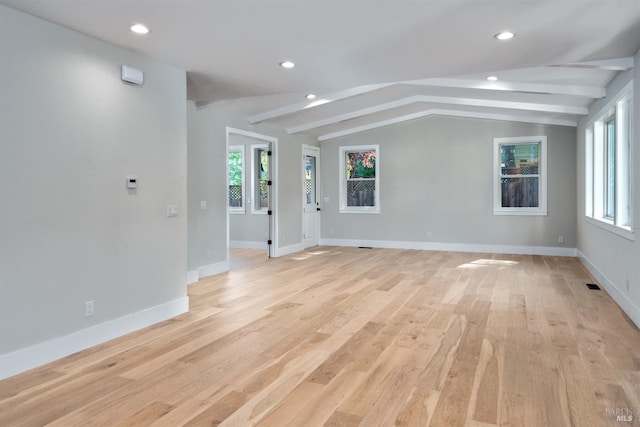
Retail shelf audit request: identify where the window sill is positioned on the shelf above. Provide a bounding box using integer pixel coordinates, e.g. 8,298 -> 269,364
585,216 -> 634,241
339,207 -> 380,214
230,209 -> 245,215
251,210 -> 269,215
494,209 -> 547,216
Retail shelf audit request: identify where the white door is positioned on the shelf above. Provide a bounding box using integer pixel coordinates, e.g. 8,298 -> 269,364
303,146 -> 320,248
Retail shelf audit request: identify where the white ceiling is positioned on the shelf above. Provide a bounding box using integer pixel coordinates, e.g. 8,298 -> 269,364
3,0 -> 640,140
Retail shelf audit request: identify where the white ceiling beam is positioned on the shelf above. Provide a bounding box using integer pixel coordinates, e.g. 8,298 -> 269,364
287,97 -> 420,134
317,109 -> 577,142
247,83 -> 392,124
404,78 -> 606,99
288,95 -> 586,134
552,57 -> 634,71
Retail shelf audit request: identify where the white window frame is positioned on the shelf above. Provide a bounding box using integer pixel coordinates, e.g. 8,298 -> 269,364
493,135 -> 547,216
339,145 -> 380,214
585,82 -> 633,240
228,145 -> 245,214
251,143 -> 269,214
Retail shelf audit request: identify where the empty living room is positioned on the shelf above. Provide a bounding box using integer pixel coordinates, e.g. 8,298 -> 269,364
1,1 -> 640,426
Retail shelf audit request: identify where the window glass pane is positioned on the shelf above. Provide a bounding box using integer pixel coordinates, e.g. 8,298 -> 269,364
305,155 -> 316,205
605,118 -> 615,218
255,148 -> 269,209
500,143 -> 539,175
345,149 -> 376,207
501,177 -> 539,208
228,151 -> 243,207
346,180 -> 376,207
346,150 -> 376,178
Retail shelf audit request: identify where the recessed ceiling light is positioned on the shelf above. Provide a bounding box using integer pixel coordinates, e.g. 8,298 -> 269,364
279,60 -> 295,69
305,93 -> 316,99
130,23 -> 150,34
486,76 -> 498,81
494,31 -> 514,40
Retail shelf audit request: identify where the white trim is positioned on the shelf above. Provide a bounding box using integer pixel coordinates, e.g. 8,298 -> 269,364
319,238 -> 577,257
493,136 -> 547,216
250,143 -> 270,214
226,128 -> 278,260
318,109 -> 576,142
577,250 -> 640,328
302,145 -> 321,249
228,144 -> 246,214
273,242 -> 304,257
297,95 -> 584,136
187,270 -> 199,285
248,83 -> 392,123
0,297 -> 189,380
230,240 -> 269,250
198,260 -> 230,279
339,145 -> 380,214
584,216 -> 635,241
406,77 -> 606,99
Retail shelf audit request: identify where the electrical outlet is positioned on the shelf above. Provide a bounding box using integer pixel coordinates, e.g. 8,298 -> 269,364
558,235 -> 564,244
426,232 -> 433,240
85,300 -> 94,317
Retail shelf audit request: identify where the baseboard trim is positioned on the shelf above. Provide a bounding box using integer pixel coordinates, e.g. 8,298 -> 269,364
187,270 -> 199,285
274,242 -> 304,257
0,296 -> 189,380
230,240 -> 268,250
198,260 -> 230,279
577,250 -> 640,328
319,238 -> 577,257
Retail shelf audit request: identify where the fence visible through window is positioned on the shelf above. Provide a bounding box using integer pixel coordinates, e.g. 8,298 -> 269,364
229,185 -> 242,207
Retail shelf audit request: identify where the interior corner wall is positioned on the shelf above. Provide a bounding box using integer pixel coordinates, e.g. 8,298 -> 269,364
0,5 -> 188,376
187,107 -> 317,277
320,115 -> 577,253
576,56 -> 640,327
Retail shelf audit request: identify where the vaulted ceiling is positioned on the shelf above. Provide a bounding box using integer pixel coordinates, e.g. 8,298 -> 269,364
3,0 -> 640,140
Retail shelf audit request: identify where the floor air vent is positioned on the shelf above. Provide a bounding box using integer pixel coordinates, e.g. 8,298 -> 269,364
586,283 -> 601,290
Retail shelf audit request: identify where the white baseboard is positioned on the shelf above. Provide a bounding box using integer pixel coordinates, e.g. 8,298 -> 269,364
198,260 -> 230,279
187,270 -> 199,285
274,242 -> 304,257
319,238 -> 577,257
577,250 -> 640,328
0,296 -> 189,380
230,240 -> 268,250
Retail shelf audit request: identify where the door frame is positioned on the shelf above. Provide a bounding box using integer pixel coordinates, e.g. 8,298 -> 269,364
302,144 -> 321,248
226,127 -> 278,259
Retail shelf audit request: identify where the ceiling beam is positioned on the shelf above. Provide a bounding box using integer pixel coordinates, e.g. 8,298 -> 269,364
404,78 -> 606,98
287,95 -> 587,134
317,109 -> 577,142
551,57 -> 634,71
247,83 -> 392,124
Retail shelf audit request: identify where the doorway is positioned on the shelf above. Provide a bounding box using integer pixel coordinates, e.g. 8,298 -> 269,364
303,145 -> 320,248
226,128 -> 277,262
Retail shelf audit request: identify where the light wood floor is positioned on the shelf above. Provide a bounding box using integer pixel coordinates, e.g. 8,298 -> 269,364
2,247 -> 640,426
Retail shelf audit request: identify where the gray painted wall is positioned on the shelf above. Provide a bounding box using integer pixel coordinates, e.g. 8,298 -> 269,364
187,106 -> 317,273
576,53 -> 640,324
320,115 -> 577,248
0,6 -> 187,354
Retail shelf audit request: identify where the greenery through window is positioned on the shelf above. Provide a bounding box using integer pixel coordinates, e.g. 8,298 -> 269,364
339,145 -> 379,213
228,147 -> 244,212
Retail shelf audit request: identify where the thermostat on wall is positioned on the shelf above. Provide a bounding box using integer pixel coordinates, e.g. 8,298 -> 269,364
127,177 -> 138,189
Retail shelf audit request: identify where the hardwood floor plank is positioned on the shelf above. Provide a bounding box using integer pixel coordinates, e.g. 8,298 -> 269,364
1,247 -> 639,426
